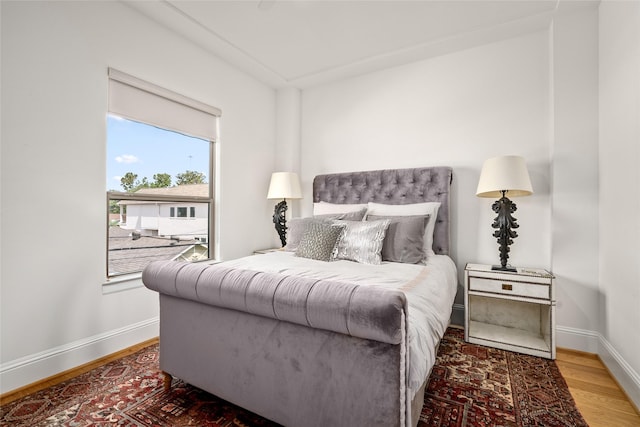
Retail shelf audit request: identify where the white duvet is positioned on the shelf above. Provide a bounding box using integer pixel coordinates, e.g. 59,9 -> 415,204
222,251 -> 458,397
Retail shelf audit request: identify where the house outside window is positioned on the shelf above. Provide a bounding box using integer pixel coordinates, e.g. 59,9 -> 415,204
106,69 -> 220,278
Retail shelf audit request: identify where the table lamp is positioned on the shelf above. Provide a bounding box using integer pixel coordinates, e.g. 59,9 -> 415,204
267,172 -> 302,247
476,155 -> 533,271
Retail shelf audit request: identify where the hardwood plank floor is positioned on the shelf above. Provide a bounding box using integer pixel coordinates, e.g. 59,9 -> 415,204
556,348 -> 640,427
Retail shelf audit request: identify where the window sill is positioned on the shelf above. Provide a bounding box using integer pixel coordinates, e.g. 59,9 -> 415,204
102,273 -> 143,294
102,259 -> 222,294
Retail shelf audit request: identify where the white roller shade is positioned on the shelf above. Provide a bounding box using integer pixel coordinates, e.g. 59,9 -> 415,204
108,68 -> 220,141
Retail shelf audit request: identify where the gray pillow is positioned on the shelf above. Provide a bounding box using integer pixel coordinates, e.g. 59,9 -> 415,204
295,221 -> 346,262
366,215 -> 430,264
332,219 -> 390,265
314,208 -> 367,221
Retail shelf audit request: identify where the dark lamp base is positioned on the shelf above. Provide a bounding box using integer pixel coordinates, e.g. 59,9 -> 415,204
272,200 -> 288,247
492,265 -> 517,273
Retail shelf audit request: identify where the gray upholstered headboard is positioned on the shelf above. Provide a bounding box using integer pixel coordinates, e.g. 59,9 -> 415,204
313,166 -> 453,255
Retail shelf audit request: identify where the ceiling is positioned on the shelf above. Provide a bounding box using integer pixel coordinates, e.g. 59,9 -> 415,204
123,0 -> 561,88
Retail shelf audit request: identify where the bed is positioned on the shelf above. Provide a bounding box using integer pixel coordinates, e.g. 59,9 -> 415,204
142,166 -> 457,427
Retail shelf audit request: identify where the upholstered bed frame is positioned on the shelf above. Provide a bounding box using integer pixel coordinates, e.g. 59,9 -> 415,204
313,167 -> 452,255
142,166 -> 453,427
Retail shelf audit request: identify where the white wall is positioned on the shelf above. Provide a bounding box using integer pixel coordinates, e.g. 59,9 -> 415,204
599,0 -> 640,408
301,30 -> 553,320
273,87 -> 303,233
0,1 -> 276,392
551,3 -> 601,351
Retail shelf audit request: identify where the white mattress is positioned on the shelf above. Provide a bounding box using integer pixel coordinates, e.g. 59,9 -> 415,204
222,251 -> 458,395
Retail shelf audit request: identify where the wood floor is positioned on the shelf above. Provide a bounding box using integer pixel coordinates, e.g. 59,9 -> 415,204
3,340 -> 639,426
556,347 -> 640,426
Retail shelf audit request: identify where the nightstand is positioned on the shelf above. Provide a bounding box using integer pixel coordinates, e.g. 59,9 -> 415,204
253,248 -> 284,255
464,263 -> 556,359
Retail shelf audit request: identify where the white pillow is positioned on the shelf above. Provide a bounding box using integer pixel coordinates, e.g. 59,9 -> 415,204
313,202 -> 368,216
365,202 -> 441,257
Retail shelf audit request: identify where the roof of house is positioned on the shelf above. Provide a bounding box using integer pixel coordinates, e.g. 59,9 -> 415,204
108,225 -> 208,276
134,183 -> 209,197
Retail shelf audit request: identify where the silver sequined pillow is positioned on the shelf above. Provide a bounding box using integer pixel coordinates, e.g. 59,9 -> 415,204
285,217 -> 332,252
295,221 -> 346,262
332,219 -> 391,265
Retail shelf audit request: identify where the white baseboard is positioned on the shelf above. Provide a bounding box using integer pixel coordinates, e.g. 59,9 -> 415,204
556,324 -> 600,353
597,333 -> 640,410
0,317 -> 159,394
557,325 -> 640,410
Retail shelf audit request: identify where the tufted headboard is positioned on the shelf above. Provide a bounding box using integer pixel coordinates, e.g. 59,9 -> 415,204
313,166 -> 453,255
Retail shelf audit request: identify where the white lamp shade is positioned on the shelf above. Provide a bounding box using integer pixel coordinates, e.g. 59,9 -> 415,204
476,155 -> 533,198
267,172 -> 302,199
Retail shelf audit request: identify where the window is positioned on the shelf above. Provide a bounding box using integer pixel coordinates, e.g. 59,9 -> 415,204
168,206 -> 196,218
106,69 -> 220,278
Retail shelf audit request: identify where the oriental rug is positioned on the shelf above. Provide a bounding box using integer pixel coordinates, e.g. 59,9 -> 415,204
420,328 -> 588,427
1,327 -> 587,426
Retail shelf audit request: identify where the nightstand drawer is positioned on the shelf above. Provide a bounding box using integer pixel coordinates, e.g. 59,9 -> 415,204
469,277 -> 550,299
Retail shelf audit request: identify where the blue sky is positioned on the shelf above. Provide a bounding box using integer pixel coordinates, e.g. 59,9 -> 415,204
106,115 -> 209,191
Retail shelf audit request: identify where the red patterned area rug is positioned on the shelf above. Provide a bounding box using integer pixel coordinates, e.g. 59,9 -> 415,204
1,328 -> 587,426
420,328 -> 588,427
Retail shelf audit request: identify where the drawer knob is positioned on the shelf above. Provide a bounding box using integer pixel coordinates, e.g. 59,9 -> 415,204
502,284 -> 513,291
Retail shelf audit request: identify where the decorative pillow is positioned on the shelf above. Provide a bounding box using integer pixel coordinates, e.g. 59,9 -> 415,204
365,202 -> 441,257
284,217 -> 331,252
313,202 -> 368,216
332,219 -> 390,265
314,208 -> 367,221
366,215 -> 429,264
295,221 -> 346,262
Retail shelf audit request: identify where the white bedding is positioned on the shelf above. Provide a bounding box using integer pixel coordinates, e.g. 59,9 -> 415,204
222,251 -> 458,397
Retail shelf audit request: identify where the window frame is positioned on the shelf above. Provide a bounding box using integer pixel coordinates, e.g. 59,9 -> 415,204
105,68 -> 219,280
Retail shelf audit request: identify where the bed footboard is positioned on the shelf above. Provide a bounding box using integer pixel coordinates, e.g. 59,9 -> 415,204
143,260 -> 413,427
143,260 -> 406,344
158,294 -> 405,427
